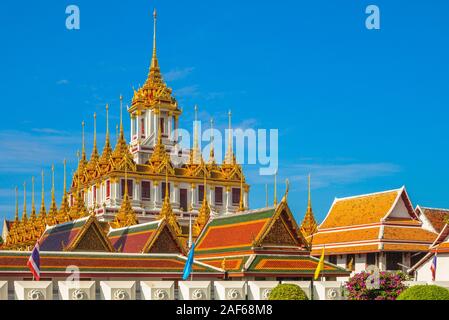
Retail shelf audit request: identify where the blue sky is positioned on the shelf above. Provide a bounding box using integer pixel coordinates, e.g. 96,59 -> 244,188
1,0 -> 449,223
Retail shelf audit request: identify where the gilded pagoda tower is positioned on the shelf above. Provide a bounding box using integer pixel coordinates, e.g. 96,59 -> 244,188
66,9 -> 249,230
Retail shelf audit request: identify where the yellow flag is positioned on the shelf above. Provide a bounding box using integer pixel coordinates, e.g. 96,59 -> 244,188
314,247 -> 325,280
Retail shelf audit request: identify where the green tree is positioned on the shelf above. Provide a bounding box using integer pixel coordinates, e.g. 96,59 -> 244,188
397,285 -> 449,300
268,284 -> 309,300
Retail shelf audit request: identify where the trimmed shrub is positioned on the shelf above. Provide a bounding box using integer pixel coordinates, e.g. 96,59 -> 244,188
345,271 -> 407,300
268,284 -> 309,300
397,285 -> 449,300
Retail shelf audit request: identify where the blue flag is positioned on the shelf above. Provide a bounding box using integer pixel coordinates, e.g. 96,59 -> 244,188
182,243 -> 195,280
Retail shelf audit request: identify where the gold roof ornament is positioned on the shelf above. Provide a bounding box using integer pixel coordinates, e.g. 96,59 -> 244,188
99,104 -> 113,173
157,170 -> 181,235
193,175 -> 211,236
5,186 -> 20,247
87,113 -> 100,177
185,105 -> 207,177
224,110 -> 234,166
110,156 -> 138,229
300,174 -> 318,238
75,121 -> 88,186
14,186 -> 19,223
147,111 -> 174,174
273,169 -> 278,206
22,181 -> 28,223
38,169 -> 47,223
221,110 -> 243,180
112,98 -> 135,171
238,173 -> 245,212
30,176 -> 37,221
130,8 -> 180,114
207,118 -> 218,170
47,164 -> 58,226
191,105 -> 203,165
69,152 -> 88,220
57,159 -> 70,224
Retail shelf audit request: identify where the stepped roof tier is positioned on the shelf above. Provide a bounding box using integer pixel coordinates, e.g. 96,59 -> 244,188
108,219 -> 185,254
194,198 -> 349,278
409,222 -> 449,274
415,206 -> 449,234
0,251 -> 222,279
311,187 -> 439,256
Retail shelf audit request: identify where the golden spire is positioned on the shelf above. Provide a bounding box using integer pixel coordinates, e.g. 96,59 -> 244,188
110,156 -> 138,228
58,159 -> 70,221
238,173 -> 245,212
106,104 -> 110,145
193,175 -> 211,236
38,170 -> 46,219
81,120 -> 86,161
70,152 -> 88,220
112,97 -> 134,167
224,110 -> 234,164
265,184 -> 268,207
30,176 -> 36,220
22,181 -> 27,222
91,113 -> 99,159
208,118 -> 216,165
119,95 -> 124,139
14,186 -> 19,223
300,174 -> 318,238
274,170 -> 278,206
93,113 -> 97,152
307,174 -> 312,211
150,8 -> 159,70
148,110 -> 171,171
158,169 -> 181,235
190,105 -> 203,165
48,164 -> 58,221
99,108 -> 112,169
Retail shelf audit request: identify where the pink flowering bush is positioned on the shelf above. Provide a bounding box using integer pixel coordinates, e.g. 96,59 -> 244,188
345,271 -> 408,300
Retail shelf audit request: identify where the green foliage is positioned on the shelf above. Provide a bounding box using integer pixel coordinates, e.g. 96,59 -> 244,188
397,285 -> 449,300
268,284 -> 309,300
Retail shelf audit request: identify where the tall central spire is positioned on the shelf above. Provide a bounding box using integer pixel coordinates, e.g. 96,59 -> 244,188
224,110 -> 234,164
151,8 -> 159,70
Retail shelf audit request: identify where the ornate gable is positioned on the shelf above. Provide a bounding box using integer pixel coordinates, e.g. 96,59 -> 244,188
255,201 -> 308,249
144,221 -> 185,254
65,216 -> 114,252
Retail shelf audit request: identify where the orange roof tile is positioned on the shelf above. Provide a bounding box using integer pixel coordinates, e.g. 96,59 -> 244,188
320,190 -> 399,229
312,227 -> 380,245
311,244 -> 379,255
384,217 -> 421,226
419,207 -> 449,234
436,241 -> 449,250
382,243 -> 430,252
382,226 -> 437,243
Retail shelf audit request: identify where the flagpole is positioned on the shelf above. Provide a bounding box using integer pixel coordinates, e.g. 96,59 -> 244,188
310,234 -> 314,300
189,213 -> 193,281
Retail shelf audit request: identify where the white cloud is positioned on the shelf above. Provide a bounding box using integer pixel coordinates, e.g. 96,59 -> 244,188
0,130 -> 82,174
176,85 -> 200,97
246,161 -> 400,190
56,79 -> 69,85
164,67 -> 195,81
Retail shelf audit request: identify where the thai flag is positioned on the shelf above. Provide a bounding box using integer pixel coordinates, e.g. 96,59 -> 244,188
27,242 -> 40,281
430,253 -> 437,281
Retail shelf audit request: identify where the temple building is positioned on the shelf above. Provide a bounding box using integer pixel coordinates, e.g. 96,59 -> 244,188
2,9 -> 249,251
0,9 -> 349,282
409,223 -> 449,281
310,187 -> 440,279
